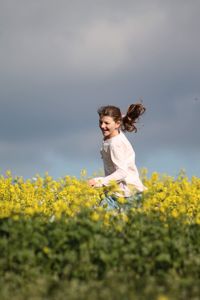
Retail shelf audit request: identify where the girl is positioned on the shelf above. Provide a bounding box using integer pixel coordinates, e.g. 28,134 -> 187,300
88,103 -> 146,210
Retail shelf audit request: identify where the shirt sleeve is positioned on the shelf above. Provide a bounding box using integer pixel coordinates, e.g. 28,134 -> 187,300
93,143 -> 129,187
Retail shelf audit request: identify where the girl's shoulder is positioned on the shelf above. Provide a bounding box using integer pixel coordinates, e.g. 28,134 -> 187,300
109,132 -> 131,148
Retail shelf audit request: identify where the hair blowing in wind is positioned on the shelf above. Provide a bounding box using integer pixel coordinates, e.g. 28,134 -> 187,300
122,103 -> 146,132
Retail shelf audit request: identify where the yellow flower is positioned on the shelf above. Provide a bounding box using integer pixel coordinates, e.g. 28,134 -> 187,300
157,295 -> 169,300
171,209 -> 179,218
90,211 -> 100,222
43,247 -> 51,254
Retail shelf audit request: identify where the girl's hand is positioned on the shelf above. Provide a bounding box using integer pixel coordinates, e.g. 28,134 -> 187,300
88,179 -> 96,187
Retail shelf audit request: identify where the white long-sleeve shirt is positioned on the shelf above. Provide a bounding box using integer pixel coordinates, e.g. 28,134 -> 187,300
93,131 -> 146,197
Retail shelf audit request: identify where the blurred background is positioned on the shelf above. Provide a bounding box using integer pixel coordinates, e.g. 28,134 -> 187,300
0,0 -> 199,179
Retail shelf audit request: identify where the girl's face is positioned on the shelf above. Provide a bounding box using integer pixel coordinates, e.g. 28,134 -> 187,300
99,116 -> 121,140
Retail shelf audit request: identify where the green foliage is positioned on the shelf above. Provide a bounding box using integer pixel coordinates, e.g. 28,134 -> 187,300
0,210 -> 200,300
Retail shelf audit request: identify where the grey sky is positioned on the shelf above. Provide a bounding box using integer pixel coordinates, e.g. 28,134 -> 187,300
0,0 -> 200,179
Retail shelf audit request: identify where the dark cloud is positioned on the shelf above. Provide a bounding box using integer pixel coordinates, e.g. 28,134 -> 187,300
0,0 -> 200,178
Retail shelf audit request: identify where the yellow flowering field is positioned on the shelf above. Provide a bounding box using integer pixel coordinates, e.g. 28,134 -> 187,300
0,169 -> 200,300
0,169 -> 199,225
142,170 -> 200,225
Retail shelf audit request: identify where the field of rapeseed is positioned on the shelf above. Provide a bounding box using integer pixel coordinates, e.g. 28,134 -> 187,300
0,170 -> 200,300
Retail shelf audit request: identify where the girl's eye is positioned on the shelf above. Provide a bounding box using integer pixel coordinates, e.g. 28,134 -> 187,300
99,120 -> 110,125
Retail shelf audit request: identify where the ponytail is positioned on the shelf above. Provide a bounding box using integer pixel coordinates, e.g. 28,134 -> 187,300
122,103 -> 146,132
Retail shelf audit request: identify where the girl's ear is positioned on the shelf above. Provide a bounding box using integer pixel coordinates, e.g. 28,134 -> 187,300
115,120 -> 121,129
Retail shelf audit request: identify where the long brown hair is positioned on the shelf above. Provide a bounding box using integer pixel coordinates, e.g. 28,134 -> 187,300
97,103 -> 146,132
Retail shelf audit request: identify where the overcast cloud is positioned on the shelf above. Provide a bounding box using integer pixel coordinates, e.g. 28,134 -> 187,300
0,0 -> 199,179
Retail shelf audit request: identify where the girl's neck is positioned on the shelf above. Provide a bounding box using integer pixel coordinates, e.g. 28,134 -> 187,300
104,130 -> 120,141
